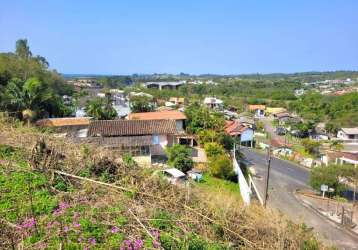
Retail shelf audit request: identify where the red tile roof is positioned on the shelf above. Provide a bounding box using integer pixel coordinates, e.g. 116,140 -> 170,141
128,110 -> 186,121
88,119 -> 177,136
326,151 -> 358,162
224,120 -> 249,136
248,104 -> 266,111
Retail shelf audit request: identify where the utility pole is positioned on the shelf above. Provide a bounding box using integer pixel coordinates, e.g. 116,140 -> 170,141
263,146 -> 272,208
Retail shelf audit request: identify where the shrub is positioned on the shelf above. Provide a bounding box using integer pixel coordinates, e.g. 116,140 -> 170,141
309,165 -> 345,195
166,144 -> 193,173
209,154 -> 235,180
204,142 -> 225,159
218,134 -> 235,151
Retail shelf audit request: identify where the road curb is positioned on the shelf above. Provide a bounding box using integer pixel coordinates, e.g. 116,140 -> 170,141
294,189 -> 358,240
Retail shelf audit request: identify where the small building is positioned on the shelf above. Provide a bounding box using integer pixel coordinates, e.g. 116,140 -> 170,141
310,123 -> 329,140
128,110 -> 186,131
144,81 -> 185,90
169,97 -> 185,106
248,105 -> 266,118
321,151 -> 358,167
273,112 -> 292,125
337,128 -> 358,141
225,120 -> 254,147
162,168 -> 187,184
294,89 -> 305,97
203,97 -> 223,110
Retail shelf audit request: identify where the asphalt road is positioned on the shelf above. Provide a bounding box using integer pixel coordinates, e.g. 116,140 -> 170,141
241,148 -> 358,250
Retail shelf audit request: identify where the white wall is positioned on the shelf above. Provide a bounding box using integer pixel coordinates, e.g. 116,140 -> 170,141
233,156 -> 251,205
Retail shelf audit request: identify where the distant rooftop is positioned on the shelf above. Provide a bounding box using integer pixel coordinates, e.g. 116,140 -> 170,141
128,110 -> 186,121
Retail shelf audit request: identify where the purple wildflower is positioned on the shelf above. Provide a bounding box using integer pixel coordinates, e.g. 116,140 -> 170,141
73,222 -> 81,228
134,239 -> 144,250
88,238 -> 96,245
19,217 -> 36,229
111,226 -> 119,233
152,240 -> 160,248
64,226 -> 69,232
59,202 -> 70,210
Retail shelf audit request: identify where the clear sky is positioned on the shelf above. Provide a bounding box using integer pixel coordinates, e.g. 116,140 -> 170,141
1,0 -> 357,75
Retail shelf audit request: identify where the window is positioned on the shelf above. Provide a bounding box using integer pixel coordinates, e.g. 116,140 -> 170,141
152,134 -> 160,145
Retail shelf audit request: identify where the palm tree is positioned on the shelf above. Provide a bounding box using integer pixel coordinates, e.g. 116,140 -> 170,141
1,77 -> 53,122
85,97 -> 117,120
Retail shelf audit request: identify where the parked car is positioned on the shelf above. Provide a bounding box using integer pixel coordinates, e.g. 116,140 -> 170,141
276,127 -> 286,135
290,130 -> 308,138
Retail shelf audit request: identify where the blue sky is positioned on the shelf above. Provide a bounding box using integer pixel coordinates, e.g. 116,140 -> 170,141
1,1 -> 357,75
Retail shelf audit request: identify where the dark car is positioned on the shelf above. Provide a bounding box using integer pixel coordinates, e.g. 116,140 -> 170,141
290,130 -> 309,138
276,127 -> 286,135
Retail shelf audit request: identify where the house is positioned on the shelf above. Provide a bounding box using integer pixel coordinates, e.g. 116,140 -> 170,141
169,97 -> 185,106
144,81 -> 185,90
266,107 -> 287,116
35,117 -> 92,138
273,112 -> 292,125
203,97 -> 223,110
238,116 -> 255,128
248,105 -> 266,118
321,151 -> 358,167
162,168 -> 187,184
223,110 -> 238,120
337,128 -> 358,141
310,122 -> 329,140
225,120 -> 255,147
294,89 -> 305,97
87,120 -> 179,164
128,110 -> 186,132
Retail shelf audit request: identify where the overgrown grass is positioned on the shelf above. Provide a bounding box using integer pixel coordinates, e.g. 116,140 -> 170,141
197,174 -> 241,201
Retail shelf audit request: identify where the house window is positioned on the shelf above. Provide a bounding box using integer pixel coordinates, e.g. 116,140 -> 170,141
152,134 -> 160,145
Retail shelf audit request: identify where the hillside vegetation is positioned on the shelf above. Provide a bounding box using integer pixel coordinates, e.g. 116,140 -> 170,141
0,118 -> 331,250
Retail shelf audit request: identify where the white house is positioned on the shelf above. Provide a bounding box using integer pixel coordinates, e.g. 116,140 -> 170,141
204,97 -> 223,110
337,128 -> 358,140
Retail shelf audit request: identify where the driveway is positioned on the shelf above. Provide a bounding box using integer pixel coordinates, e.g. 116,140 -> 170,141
241,148 -> 358,250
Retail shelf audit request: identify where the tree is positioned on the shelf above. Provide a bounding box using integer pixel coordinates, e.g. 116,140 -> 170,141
204,142 -> 225,159
0,39 -> 74,120
16,39 -> 32,59
185,103 -> 225,134
85,97 -> 117,120
301,139 -> 321,156
129,95 -> 155,113
218,133 -> 235,151
1,77 -> 54,121
309,165 -> 346,195
165,144 -> 193,173
209,154 -> 235,180
329,140 -> 344,151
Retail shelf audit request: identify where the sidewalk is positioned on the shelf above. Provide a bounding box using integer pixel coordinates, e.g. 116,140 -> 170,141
296,190 -> 358,236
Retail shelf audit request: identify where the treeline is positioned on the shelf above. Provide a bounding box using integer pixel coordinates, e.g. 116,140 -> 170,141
289,92 -> 358,131
0,39 -> 74,121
